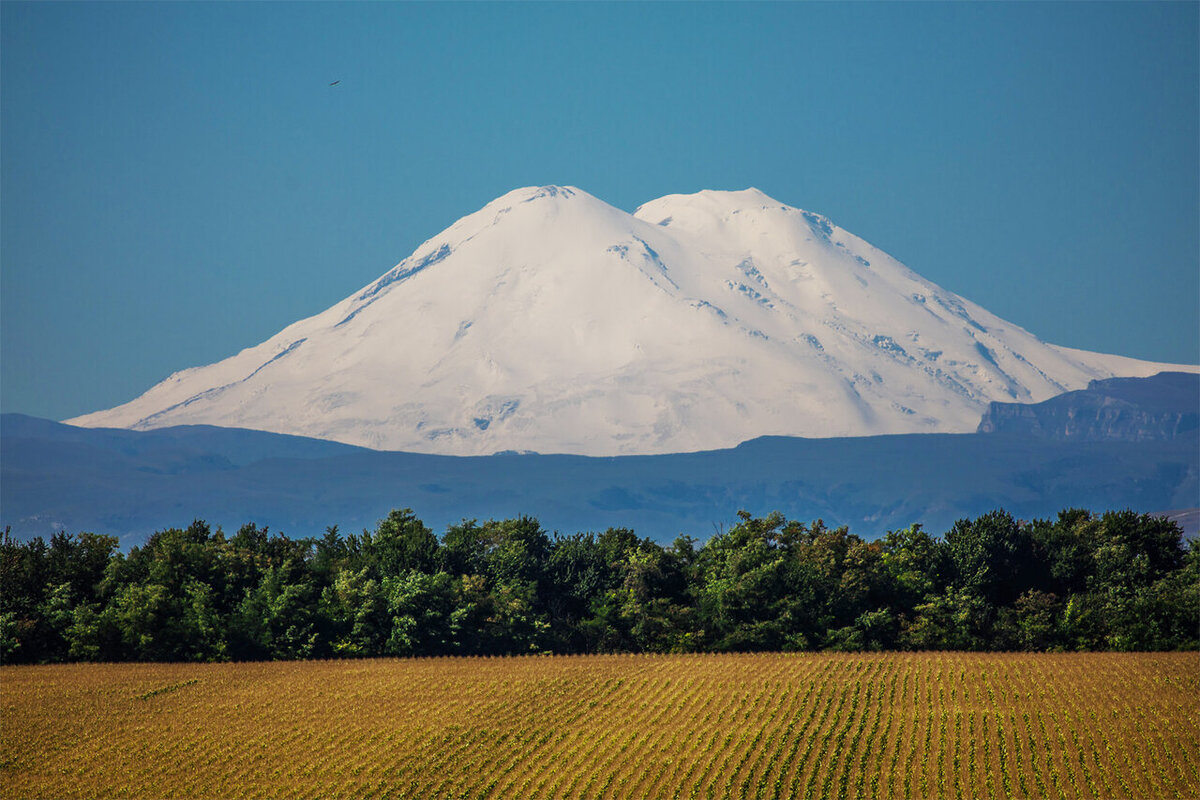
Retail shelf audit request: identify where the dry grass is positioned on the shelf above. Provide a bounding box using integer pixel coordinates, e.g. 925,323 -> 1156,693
2,652 -> 1198,799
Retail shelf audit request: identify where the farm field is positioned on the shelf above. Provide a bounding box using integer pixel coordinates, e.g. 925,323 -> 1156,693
2,652 -> 1198,799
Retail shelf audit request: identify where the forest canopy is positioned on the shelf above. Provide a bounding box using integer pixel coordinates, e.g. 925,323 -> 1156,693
2,507 -> 1196,663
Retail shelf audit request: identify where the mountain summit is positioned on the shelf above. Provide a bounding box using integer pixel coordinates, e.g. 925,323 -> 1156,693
68,186 -> 1192,455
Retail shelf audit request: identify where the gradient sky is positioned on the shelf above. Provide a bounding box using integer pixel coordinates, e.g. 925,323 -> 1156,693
3,1 -> 1197,421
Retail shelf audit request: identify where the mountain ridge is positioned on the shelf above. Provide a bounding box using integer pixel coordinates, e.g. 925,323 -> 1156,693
978,371 -> 1200,441
6,411 -> 1195,547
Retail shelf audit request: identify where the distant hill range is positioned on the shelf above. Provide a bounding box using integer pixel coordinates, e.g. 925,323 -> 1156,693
4,373 -> 1195,546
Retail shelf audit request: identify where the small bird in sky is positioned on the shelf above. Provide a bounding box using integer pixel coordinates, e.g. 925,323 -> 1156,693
329,80 -> 340,86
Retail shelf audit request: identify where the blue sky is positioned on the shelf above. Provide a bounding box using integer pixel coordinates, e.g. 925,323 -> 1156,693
3,1 -> 1197,421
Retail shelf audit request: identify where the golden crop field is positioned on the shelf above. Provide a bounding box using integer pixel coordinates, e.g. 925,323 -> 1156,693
2,652 -> 1198,799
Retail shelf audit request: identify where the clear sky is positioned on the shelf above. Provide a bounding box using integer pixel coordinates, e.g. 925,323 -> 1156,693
3,1 -> 1197,421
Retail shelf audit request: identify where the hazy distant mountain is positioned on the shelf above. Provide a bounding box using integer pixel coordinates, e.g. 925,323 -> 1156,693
979,372 -> 1199,441
6,386 -> 1196,546
67,186 -> 1192,456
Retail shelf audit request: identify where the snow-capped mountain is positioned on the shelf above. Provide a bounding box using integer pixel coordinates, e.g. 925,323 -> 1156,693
67,186 -> 1194,456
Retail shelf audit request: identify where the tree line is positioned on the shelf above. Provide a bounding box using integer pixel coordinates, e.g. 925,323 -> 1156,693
1,507 -> 1195,663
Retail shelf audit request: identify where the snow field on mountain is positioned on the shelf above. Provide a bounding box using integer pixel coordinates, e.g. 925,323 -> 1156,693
67,185 -> 1195,455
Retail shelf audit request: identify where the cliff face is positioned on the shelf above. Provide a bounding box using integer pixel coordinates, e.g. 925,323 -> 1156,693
977,372 -> 1199,441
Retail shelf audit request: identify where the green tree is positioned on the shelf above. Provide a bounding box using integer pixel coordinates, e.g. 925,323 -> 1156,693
365,509 -> 439,578
383,571 -> 459,656
945,510 -> 1041,608
586,542 -> 697,653
229,563 -> 319,660
902,587 -> 991,650
693,512 -> 821,651
103,582 -> 178,660
318,566 -> 387,657
878,524 -> 947,613
793,519 -> 887,642
544,532 -> 613,651
995,590 -> 1062,651
826,607 -> 899,652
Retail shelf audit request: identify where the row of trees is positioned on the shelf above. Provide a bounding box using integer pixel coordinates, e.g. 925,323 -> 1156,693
2,507 -> 1196,663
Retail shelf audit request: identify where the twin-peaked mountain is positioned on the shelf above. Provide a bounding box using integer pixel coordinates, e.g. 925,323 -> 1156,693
68,186 -> 1188,456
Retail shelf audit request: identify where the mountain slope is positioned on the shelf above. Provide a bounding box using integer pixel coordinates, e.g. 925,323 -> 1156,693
67,186 -> 1193,455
